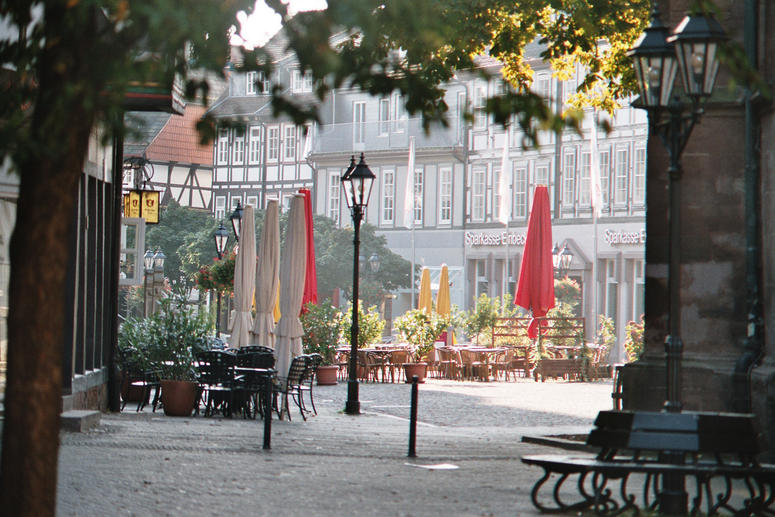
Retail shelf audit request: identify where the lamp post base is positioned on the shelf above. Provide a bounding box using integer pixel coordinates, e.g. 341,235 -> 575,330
345,380 -> 360,415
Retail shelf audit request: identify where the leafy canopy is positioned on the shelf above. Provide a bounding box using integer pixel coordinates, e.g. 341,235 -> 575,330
237,0 -> 652,143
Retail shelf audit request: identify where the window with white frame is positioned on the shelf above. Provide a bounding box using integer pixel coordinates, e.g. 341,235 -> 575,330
382,167 -> 394,224
233,127 -> 245,164
249,126 -> 261,163
536,73 -> 551,103
246,71 -> 257,95
615,147 -> 629,204
230,195 -> 242,214
634,147 -> 646,204
438,166 -> 452,224
535,164 -> 549,187
456,91 -> 466,142
514,166 -> 527,218
393,93 -> 407,132
474,83 -> 487,129
328,172 -> 340,224
268,127 -> 279,161
563,151 -> 576,207
379,98 -> 390,135
246,195 -> 258,209
633,259 -> 645,320
580,152 -> 591,205
284,126 -> 296,160
472,166 -> 486,222
215,196 -> 226,220
413,167 -> 424,225
605,259 -> 618,323
217,129 -> 229,164
291,70 -> 312,93
599,150 -> 610,205
353,101 -> 366,145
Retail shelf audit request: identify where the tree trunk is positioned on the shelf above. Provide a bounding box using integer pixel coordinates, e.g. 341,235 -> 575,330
0,4 -> 98,514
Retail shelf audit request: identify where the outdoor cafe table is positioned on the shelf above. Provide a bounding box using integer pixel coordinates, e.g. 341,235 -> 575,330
455,346 -> 509,381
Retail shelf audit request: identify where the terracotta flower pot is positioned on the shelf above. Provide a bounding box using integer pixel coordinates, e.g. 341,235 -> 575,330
403,362 -> 427,383
316,365 -> 339,385
160,379 -> 198,417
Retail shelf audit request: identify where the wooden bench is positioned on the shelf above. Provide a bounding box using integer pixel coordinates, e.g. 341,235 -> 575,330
521,410 -> 775,515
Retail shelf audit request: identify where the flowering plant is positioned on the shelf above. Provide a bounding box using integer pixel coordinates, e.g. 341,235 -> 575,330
195,251 -> 236,293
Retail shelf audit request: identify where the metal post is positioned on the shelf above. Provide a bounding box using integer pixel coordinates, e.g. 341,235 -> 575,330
664,104 -> 684,414
658,102 -> 688,515
408,375 -> 419,457
143,268 -> 153,318
263,372 -> 272,449
216,291 -> 222,338
345,204 -> 363,415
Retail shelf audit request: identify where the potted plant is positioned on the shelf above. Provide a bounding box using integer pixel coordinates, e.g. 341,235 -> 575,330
301,300 -> 343,385
339,300 -> 386,379
120,295 -> 212,416
393,309 -> 450,383
117,317 -> 154,404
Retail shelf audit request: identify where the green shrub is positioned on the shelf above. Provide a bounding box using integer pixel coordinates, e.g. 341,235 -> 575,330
624,315 -> 644,362
393,309 -> 451,361
118,296 -> 212,381
339,300 -> 385,349
301,300 -> 343,365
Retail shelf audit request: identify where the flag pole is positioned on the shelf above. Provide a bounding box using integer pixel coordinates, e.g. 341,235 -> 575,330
590,110 -> 601,355
405,136 -> 416,309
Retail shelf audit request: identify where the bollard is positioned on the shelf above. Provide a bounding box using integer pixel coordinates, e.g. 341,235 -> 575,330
408,375 -> 418,457
263,372 -> 272,449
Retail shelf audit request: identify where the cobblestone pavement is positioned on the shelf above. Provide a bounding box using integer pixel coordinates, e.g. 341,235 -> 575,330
57,377 -> 614,517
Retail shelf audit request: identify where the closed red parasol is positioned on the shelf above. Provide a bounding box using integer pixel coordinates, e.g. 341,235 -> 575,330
515,185 -> 555,338
299,189 -> 318,312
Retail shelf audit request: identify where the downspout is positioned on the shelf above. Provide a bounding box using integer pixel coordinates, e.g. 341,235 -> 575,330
733,0 -> 763,413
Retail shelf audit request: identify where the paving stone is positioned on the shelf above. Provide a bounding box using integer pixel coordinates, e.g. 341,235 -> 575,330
56,378 -> 613,516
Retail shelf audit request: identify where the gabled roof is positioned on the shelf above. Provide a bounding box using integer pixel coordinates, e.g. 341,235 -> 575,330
145,104 -> 213,165
123,112 -> 171,157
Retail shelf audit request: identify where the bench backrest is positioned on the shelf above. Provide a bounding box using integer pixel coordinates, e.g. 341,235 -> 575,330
588,410 -> 761,461
492,317 -> 585,348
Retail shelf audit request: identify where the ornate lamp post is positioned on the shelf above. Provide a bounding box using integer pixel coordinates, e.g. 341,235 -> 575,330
629,5 -> 726,414
342,154 -> 376,415
143,249 -> 154,317
151,249 -> 166,315
629,7 -> 726,514
551,243 -> 573,278
213,222 -> 229,338
230,200 -> 244,242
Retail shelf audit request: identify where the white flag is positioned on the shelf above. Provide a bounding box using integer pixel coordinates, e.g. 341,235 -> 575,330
589,114 -> 603,218
403,136 -> 416,228
496,139 -> 510,225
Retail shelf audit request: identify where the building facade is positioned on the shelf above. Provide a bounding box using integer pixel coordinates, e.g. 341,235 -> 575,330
210,38 -> 647,360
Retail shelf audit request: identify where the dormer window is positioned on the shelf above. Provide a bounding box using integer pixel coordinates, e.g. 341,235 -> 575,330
246,71 -> 269,95
291,70 -> 313,93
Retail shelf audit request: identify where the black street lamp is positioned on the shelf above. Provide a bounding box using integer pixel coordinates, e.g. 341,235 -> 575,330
369,253 -> 380,273
230,200 -> 244,242
213,222 -> 229,338
629,7 -> 726,514
629,5 -> 726,414
342,154 -> 376,415
143,249 -> 154,317
551,243 -> 573,278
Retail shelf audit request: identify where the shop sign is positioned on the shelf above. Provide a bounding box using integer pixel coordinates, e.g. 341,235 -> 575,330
464,231 -> 527,247
123,189 -> 160,224
603,228 -> 646,246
